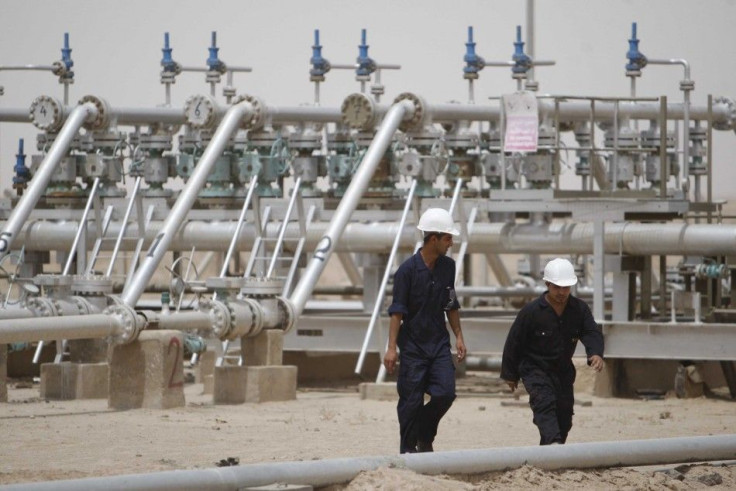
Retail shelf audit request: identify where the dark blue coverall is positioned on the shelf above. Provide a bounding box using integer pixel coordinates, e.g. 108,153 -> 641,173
388,249 -> 460,453
501,292 -> 604,445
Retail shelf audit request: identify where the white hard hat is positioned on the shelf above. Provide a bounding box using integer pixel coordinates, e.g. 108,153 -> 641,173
542,258 -> 578,287
417,208 -> 460,236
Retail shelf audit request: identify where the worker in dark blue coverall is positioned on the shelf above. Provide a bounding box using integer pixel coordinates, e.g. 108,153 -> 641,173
384,208 -> 467,454
501,258 -> 604,445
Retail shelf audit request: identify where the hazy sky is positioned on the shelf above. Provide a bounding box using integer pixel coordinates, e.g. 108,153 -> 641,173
1,0 -> 735,198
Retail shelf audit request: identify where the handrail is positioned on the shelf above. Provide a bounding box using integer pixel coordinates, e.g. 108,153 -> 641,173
355,178 -> 417,376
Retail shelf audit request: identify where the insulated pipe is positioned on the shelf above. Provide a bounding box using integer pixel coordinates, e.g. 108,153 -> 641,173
6,434 -> 735,491
121,101 -> 253,308
289,100 -> 416,316
0,313 -> 123,344
0,102 -> 97,260
12,220 -> 736,257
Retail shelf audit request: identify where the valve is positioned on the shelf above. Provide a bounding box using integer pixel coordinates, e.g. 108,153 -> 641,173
54,33 -> 75,84
160,32 -> 181,77
310,29 -> 331,82
206,31 -> 226,73
511,26 -> 532,78
463,26 -> 485,80
625,22 -> 647,77
356,29 -> 376,80
12,139 -> 31,197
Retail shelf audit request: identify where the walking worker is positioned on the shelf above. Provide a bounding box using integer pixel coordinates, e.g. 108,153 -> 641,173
384,207 -> 467,454
501,257 -> 604,445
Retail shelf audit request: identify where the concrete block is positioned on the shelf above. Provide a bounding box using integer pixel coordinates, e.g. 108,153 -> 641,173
109,330 -> 185,410
359,382 -> 398,401
0,344 -> 7,403
245,366 -> 297,403
75,363 -> 109,399
213,365 -> 297,404
214,366 -> 247,405
197,350 -> 216,384
242,330 -> 283,366
40,362 -> 78,400
203,374 -> 214,395
69,339 -> 108,363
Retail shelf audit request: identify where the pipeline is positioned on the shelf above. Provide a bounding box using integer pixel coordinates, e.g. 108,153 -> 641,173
10,219 -> 736,257
3,434 -> 735,491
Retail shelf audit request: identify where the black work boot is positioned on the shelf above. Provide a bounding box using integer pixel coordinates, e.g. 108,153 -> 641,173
416,440 -> 434,452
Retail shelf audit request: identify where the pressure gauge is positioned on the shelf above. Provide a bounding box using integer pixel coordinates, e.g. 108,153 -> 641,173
29,95 -> 64,132
184,95 -> 217,129
341,92 -> 376,130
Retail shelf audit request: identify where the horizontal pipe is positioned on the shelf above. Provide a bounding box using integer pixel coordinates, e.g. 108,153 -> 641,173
150,310 -> 212,332
0,313 -> 121,344
10,220 -> 736,257
5,434 -> 735,491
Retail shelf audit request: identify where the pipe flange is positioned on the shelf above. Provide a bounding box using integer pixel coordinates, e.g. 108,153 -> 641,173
277,296 -> 297,334
184,94 -> 218,129
229,297 -> 264,339
29,95 -> 64,132
393,92 -> 425,132
78,95 -> 110,130
71,296 -> 94,315
26,297 -> 57,318
341,92 -> 377,131
104,302 -> 143,344
198,299 -> 232,339
233,94 -> 265,130
713,96 -> 736,132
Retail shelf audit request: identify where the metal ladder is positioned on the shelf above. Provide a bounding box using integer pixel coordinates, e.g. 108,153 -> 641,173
244,177 -> 315,296
85,176 -> 152,286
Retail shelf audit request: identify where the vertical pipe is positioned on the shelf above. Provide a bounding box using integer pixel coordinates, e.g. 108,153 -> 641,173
289,100 -> 415,315
0,103 -> 97,259
593,220 -> 605,320
707,94 -> 713,224
659,96 -> 668,198
526,0 -> 535,84
121,102 -> 252,307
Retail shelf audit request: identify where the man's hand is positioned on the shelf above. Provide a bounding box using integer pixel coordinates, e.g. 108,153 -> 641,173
588,355 -> 604,372
505,380 -> 518,392
384,347 -> 398,375
455,336 -> 467,362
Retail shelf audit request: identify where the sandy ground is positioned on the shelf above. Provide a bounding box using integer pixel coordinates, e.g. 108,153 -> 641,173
1,367 -> 735,489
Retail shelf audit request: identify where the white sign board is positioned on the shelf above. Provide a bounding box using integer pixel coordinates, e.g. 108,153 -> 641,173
502,91 -> 539,153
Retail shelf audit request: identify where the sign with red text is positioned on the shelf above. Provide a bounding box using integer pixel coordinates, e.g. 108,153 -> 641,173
503,91 -> 539,153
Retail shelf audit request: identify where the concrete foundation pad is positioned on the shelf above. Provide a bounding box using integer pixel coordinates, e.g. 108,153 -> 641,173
359,382 -> 398,401
214,365 -> 297,404
40,362 -> 108,400
109,330 -> 186,410
0,344 -> 7,402
243,330 -> 283,366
